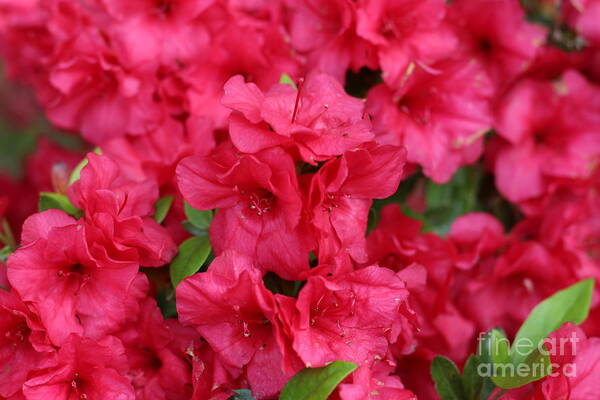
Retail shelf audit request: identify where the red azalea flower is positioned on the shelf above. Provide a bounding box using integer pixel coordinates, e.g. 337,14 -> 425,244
100,0 -> 212,68
69,153 -> 177,269
7,210 -> 139,345
447,0 -> 547,89
177,143 -> 312,279
308,143 -> 406,267
458,229 -> 581,338
366,58 -> 494,183
0,289 -> 53,398
284,0 -> 377,81
285,265 -> 416,368
102,117 -> 215,187
448,212 -> 506,270
117,297 -> 193,400
39,27 -> 163,144
337,362 -> 416,400
355,0 -> 457,88
176,251 -> 291,398
493,69 -> 600,203
222,72 -> 374,163
182,4 -> 302,131
23,334 -> 134,400
188,340 -> 240,400
367,205 -> 474,363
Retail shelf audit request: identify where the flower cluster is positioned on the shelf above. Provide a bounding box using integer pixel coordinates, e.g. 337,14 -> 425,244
0,0 -> 599,399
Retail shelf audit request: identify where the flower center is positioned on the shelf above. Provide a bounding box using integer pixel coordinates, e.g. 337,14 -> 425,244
240,188 -> 275,217
71,373 -> 88,399
156,0 -> 173,15
5,322 -> 30,344
56,264 -> 92,295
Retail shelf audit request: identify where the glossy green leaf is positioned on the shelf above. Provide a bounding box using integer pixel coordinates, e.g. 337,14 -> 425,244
488,328 -> 541,389
279,74 -> 297,90
170,236 -> 211,288
431,356 -> 465,400
279,361 -> 357,400
511,278 -> 594,364
470,331 -> 498,400
68,147 -> 102,185
490,347 -> 550,388
461,355 -> 496,400
488,279 -> 594,389
424,166 -> 482,235
38,192 -> 82,218
153,195 -> 174,224
184,202 -> 213,232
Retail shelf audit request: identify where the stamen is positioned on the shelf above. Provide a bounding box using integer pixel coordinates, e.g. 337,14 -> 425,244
291,77 -> 305,124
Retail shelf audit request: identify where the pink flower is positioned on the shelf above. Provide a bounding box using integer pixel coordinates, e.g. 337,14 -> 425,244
355,0 -> 457,88
189,340 -> 240,400
183,3 -> 302,130
176,251 -> 291,398
307,143 -> 406,267
222,72 -> 374,163
493,70 -> 600,202
448,212 -> 506,270
7,210 -> 139,345
177,143 -> 311,279
447,0 -> 546,88
285,265 -> 416,368
100,0 -> 213,68
23,334 -> 134,400
69,153 -> 177,269
0,289 -> 53,398
101,117 -> 215,187
458,228 -> 581,338
338,362 -> 416,400
284,0 -> 377,81
116,297 -> 193,400
367,205 -> 474,362
38,27 -> 163,144
366,58 -> 494,183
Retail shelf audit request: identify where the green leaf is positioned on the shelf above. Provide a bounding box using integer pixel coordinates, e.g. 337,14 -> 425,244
279,74 -> 297,90
511,278 -> 594,365
68,147 -> 102,185
471,331 -> 498,400
490,344 -> 550,389
430,333 -> 497,400
231,389 -> 255,400
488,279 -> 594,389
488,328 -> 529,389
279,361 -> 357,400
153,195 -> 174,224
170,236 -> 211,288
0,246 -> 12,262
184,202 -> 213,232
424,166 -> 482,235
431,356 -> 466,400
38,192 -> 82,218
461,355 -> 496,400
